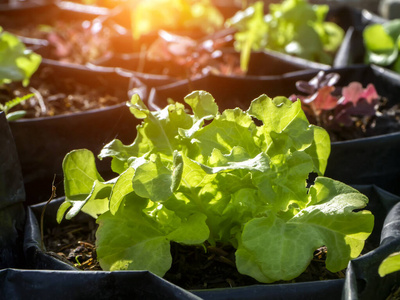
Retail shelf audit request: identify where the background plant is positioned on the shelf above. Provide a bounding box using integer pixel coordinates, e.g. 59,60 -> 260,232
289,71 -> 382,141
130,0 -> 224,40
363,19 -> 400,73
0,27 -> 41,120
226,0 -> 344,71
0,27 -> 41,87
57,91 -> 373,283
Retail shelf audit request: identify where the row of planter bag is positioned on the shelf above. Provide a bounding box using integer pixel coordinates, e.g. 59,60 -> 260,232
1,0 -> 400,299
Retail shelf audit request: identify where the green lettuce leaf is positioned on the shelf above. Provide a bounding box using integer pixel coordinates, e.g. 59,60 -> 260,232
96,194 -> 209,275
236,177 -> 374,283
57,149 -> 112,222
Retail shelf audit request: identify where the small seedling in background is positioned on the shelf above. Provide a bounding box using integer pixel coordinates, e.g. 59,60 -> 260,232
0,94 -> 33,121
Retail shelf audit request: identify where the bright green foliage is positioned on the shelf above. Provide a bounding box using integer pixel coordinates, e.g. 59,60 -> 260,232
58,90 -> 373,283
379,252 -> 400,277
226,0 -> 344,71
131,0 -> 224,40
0,27 -> 41,86
363,19 -> 400,73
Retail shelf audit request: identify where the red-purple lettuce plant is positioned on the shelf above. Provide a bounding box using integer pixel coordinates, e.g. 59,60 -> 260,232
289,71 -> 381,141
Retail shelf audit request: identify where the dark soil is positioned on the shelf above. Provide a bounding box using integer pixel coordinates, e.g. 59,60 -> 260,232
0,64 -> 126,118
320,98 -> 400,142
44,217 -> 350,291
387,285 -> 400,300
6,19 -> 114,64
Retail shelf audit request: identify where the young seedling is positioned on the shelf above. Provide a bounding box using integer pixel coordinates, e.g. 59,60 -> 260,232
0,94 -> 33,121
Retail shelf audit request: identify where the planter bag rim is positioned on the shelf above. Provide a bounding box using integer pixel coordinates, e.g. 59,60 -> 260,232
282,63 -> 371,78
42,58 -> 117,74
115,67 -> 177,81
0,268 -> 202,300
56,0 -> 110,16
12,102 -> 128,123
255,48 -> 331,70
191,278 -> 345,299
0,2 -> 56,12
331,130 -> 400,146
152,64 -> 374,93
282,63 -> 399,80
10,58 -> 146,123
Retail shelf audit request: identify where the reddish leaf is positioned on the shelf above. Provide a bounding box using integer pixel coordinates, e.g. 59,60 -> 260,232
305,86 -> 338,111
361,83 -> 380,104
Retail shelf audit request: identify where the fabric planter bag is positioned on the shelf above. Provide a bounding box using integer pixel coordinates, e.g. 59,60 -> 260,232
19,185 -> 400,300
343,198 -> 400,299
7,59 -> 146,205
0,112 -> 26,269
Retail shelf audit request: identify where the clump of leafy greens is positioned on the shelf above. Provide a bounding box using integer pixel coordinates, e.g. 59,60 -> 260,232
0,27 -> 42,87
289,71 -> 383,141
57,90 -> 373,283
131,0 -> 224,40
226,0 -> 344,71
363,19 -> 400,73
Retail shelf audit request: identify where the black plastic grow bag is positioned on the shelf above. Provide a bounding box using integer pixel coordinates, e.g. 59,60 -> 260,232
7,59 -> 146,205
147,64 -> 400,196
20,184 -> 400,300
0,112 -> 25,269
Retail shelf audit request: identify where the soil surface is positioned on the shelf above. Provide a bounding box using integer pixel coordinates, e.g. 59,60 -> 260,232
322,99 -> 400,142
0,64 -> 126,118
6,19 -> 114,64
44,217 -> 349,290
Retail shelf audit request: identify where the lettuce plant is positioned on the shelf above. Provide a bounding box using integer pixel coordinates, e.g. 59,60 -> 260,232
289,71 -> 381,141
363,19 -> 400,73
57,91 -> 373,283
226,0 -> 344,71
